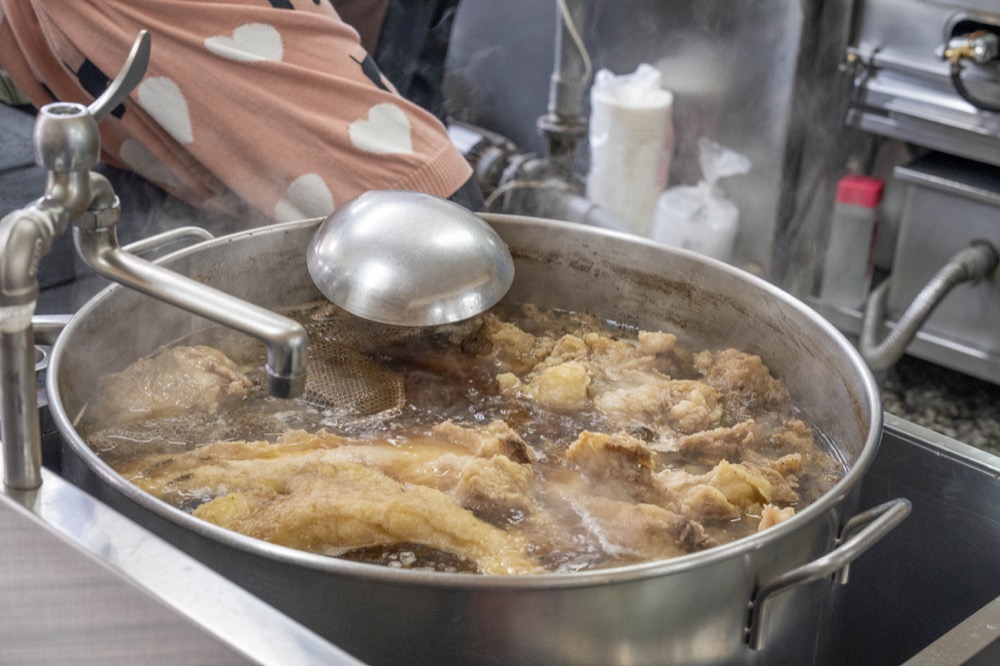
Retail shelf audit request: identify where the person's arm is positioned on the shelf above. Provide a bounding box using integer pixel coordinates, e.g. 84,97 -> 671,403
0,0 -> 471,223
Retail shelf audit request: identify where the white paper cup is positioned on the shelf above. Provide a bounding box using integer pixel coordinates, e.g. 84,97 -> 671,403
586,67 -> 675,236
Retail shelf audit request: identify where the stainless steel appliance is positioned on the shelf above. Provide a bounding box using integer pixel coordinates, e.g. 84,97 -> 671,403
886,153 -> 1000,382
810,0 -> 1000,383
848,0 -> 1000,166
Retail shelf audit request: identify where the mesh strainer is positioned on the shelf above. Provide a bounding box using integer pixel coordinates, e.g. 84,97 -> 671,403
304,322 -> 406,418
300,306 -> 421,418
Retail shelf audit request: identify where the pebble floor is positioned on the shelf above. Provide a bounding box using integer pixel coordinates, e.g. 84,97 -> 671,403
880,355 -> 1000,457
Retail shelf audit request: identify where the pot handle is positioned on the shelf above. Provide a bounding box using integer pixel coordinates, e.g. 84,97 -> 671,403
744,497 -> 912,650
31,314 -> 73,347
121,226 -> 215,256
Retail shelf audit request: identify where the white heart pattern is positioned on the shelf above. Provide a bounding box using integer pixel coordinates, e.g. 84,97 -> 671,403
137,77 -> 194,144
274,173 -> 335,223
204,23 -> 284,62
349,103 -> 413,155
119,139 -> 180,189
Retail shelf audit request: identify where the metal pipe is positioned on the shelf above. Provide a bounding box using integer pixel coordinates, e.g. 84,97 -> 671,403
32,315 -> 72,347
537,0 -> 589,172
1,328 -> 42,489
543,190 -> 630,234
940,30 -> 1000,113
0,193 -> 72,489
547,0 -> 588,124
860,241 -> 999,372
0,173 -> 117,490
74,224 -> 308,399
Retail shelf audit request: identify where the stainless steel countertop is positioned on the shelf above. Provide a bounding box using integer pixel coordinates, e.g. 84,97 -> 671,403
4,411 -> 998,665
907,595 -> 1000,666
0,466 -> 362,666
892,412 -> 1000,665
834,413 -> 1000,665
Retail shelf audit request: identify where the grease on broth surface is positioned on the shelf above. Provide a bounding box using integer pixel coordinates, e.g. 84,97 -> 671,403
80,302 -> 844,574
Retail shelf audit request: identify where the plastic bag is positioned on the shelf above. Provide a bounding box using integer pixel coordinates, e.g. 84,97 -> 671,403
649,137 -> 751,262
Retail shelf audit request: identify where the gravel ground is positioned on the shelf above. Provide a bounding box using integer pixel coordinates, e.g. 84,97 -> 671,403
880,354 -> 1000,457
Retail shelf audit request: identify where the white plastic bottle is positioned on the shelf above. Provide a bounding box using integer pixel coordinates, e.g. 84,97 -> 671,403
819,175 -> 884,309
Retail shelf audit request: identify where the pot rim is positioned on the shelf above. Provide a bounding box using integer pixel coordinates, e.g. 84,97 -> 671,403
47,216 -> 884,591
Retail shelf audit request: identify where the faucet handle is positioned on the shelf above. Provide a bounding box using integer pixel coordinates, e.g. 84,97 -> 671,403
88,30 -> 151,121
34,31 -> 151,172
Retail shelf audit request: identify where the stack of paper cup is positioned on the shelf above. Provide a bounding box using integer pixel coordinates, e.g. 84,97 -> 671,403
586,64 -> 674,236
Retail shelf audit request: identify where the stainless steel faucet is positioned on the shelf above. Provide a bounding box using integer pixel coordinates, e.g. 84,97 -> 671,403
0,32 -> 307,490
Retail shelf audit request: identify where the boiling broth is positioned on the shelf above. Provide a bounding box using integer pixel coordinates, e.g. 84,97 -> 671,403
80,301 -> 846,574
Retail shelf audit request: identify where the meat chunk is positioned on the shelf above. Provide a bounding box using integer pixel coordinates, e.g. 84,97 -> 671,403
592,377 -> 722,437
128,422 -> 539,532
758,452 -> 802,478
462,314 -> 555,374
741,460 -> 799,503
580,332 -> 655,373
453,455 -> 535,521
637,330 -> 677,356
664,380 -> 724,433
193,461 -> 541,575
573,496 -> 715,561
537,334 -> 589,366
498,361 -> 591,412
768,418 -> 816,454
593,382 -> 668,426
432,419 -> 535,463
84,345 -> 253,427
124,426 -> 542,574
118,431 -> 353,500
671,419 -> 757,464
758,505 -> 796,531
566,431 -> 658,502
693,349 -> 789,418
659,459 -> 795,522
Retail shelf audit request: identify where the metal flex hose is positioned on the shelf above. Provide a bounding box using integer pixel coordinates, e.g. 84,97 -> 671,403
860,241 -> 999,372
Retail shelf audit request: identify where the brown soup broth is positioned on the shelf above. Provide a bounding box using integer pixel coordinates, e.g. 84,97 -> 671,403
81,301 -> 846,573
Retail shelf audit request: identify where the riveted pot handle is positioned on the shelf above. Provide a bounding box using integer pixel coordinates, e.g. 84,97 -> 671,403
744,498 -> 912,650
121,227 -> 215,257
31,314 -> 73,347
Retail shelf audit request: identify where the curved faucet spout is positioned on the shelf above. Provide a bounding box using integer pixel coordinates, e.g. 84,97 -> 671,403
1,29 -> 306,494
74,224 -> 308,399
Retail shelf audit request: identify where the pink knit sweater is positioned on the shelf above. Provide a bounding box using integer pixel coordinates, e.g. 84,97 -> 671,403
0,0 -> 472,224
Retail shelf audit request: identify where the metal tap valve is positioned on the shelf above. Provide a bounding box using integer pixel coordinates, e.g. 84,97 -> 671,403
936,29 -> 1000,113
1,31 -> 308,490
0,32 -> 151,490
939,30 -> 1000,65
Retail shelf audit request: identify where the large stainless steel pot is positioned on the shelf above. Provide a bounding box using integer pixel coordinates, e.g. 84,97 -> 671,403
48,214 -> 907,666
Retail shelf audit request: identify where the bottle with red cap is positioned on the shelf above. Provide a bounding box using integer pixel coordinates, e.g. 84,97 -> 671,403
820,174 -> 885,309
